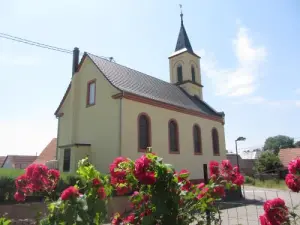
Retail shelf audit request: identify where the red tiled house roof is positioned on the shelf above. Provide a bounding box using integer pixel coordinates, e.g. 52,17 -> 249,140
33,138 -> 57,165
0,156 -> 6,167
3,155 -> 37,169
278,148 -> 300,168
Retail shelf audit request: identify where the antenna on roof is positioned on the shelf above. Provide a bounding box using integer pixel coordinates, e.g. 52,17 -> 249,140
109,57 -> 115,62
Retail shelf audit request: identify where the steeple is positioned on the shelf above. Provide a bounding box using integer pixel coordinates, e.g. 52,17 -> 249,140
175,5 -> 193,53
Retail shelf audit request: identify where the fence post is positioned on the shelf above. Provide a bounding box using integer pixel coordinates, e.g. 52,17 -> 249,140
203,164 -> 211,225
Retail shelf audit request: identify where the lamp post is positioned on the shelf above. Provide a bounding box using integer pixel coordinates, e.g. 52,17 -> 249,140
235,136 -> 246,199
235,137 -> 246,171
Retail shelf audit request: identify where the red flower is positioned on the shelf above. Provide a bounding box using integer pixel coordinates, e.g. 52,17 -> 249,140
110,157 -> 128,178
112,213 -> 122,225
285,173 -> 300,192
14,191 -> 25,202
123,213 -> 135,223
221,160 -> 233,171
197,182 -> 205,189
209,161 -> 219,176
61,186 -> 80,201
232,173 -> 245,186
197,187 -> 209,199
116,185 -> 131,196
137,172 -> 156,185
15,175 -> 29,193
288,158 -> 300,175
263,198 -> 289,225
134,155 -> 156,185
213,185 -> 225,197
177,169 -> 190,181
97,187 -> 106,200
92,178 -> 101,187
181,180 -> 192,191
259,214 -> 272,225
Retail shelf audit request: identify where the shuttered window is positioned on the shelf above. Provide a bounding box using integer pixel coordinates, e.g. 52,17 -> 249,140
212,128 -> 220,155
63,148 -> 71,172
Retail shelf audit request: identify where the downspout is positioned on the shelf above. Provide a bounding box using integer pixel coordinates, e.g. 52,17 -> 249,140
119,91 -> 124,156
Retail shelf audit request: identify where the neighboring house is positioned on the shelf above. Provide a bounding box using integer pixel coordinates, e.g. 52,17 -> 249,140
226,154 -> 255,176
240,149 -> 262,160
0,156 -> 6,167
279,148 -> 300,168
2,155 -> 37,169
33,138 -> 57,164
54,14 -> 226,181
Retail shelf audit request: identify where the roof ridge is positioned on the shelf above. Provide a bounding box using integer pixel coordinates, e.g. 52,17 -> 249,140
86,52 -> 173,86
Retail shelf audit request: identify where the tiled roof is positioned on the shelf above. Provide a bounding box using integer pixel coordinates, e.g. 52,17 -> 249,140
0,156 -> 6,167
175,17 -> 193,53
4,155 -> 37,169
33,138 -> 57,165
279,148 -> 300,168
87,53 -> 224,118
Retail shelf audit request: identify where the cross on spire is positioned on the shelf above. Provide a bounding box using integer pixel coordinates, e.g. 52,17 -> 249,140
179,4 -> 183,24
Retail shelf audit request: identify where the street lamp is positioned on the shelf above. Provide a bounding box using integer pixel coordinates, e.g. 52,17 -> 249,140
235,136 -> 246,199
235,137 -> 246,170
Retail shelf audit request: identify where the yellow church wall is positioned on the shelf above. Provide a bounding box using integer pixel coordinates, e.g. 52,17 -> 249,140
57,56 -> 121,173
121,98 -> 226,180
169,51 -> 203,100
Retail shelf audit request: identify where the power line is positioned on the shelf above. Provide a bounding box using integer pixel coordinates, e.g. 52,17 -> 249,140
0,32 -> 115,62
0,32 -> 73,54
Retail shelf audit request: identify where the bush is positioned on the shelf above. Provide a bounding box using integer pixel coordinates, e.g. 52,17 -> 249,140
244,176 -> 255,185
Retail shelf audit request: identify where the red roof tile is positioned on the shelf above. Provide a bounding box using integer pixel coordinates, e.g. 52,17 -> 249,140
33,138 -> 57,165
279,148 -> 300,168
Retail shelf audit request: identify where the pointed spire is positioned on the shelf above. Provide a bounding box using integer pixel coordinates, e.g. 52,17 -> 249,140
175,4 -> 193,53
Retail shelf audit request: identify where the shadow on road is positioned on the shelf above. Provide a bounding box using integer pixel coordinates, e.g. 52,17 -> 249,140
218,198 -> 264,210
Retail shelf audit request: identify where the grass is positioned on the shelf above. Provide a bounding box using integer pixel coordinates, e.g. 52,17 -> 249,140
0,168 -> 24,178
245,179 -> 288,190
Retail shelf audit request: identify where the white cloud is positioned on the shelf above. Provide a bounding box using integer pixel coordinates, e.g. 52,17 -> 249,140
295,88 -> 300,95
296,101 -> 300,107
198,23 -> 267,97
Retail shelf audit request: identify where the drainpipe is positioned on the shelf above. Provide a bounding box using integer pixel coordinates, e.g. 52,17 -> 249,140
119,91 -> 124,156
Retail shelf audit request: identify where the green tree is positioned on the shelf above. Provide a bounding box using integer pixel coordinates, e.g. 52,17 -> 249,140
263,135 -> 294,155
295,141 -> 300,148
254,151 -> 283,173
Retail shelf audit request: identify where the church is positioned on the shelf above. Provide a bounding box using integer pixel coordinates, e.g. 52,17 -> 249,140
54,13 -> 226,181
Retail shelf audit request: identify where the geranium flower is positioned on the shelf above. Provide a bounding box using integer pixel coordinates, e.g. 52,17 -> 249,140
285,173 -> 300,192
263,198 -> 289,225
209,161 -> 219,176
61,186 -> 80,201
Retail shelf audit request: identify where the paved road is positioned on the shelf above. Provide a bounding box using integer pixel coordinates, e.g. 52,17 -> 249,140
216,186 -> 300,225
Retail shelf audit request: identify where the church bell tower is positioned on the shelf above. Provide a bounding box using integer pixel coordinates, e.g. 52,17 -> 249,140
169,7 -> 203,100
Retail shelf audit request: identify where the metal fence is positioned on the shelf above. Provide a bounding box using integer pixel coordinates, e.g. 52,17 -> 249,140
208,186 -> 300,225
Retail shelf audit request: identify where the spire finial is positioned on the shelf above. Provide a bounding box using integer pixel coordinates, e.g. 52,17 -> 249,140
179,4 -> 183,24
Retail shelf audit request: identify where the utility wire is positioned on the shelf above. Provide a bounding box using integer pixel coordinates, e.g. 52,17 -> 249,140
0,32 -> 115,61
0,32 -> 73,54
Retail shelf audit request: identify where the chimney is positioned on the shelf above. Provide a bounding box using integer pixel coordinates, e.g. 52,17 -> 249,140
72,47 -> 80,76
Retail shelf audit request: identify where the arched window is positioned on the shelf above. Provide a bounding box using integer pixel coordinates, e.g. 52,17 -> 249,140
169,120 -> 179,153
191,66 -> 196,82
212,128 -> 220,155
138,113 -> 151,151
177,65 -> 183,83
193,125 -> 202,154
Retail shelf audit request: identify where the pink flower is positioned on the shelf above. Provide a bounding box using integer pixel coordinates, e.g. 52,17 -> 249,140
259,214 -> 272,225
14,191 -> 25,202
232,173 -> 245,186
213,185 -> 225,197
197,182 -> 205,189
288,158 -> 300,175
263,198 -> 289,225
134,155 -> 156,185
123,213 -> 135,223
221,160 -> 233,171
209,161 -> 219,176
285,173 -> 300,192
61,186 -> 80,201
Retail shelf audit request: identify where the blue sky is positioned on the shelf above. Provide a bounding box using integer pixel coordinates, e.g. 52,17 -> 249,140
0,0 -> 299,156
